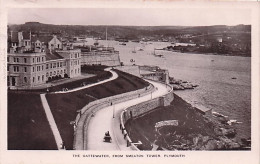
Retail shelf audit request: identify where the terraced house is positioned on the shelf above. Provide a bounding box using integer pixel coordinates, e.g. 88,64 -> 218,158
7,31 -> 81,89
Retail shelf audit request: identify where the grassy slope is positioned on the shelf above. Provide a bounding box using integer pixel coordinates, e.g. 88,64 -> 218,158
125,94 -> 216,150
46,69 -> 149,150
8,92 -> 57,150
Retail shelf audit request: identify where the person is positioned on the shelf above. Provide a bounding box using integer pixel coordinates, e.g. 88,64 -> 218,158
105,131 -> 110,136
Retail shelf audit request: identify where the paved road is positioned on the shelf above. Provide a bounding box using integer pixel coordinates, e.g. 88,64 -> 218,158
41,67 -> 118,150
86,80 -> 170,150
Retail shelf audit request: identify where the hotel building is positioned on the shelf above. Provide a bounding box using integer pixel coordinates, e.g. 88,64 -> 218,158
7,31 -> 81,89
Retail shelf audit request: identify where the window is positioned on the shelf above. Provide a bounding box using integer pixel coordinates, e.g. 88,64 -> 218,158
33,77 -> 35,83
7,57 -> 9,62
33,58 -> 35,63
24,67 -> 27,72
42,75 -> 44,81
57,62 -> 59,67
53,63 -> 56,68
50,72 -> 52,76
33,67 -> 35,72
42,57 -> 44,62
13,66 -> 19,72
50,63 -> 53,68
46,64 -> 49,69
14,58 -> 16,62
7,65 -> 9,71
57,70 -> 59,75
78,68 -> 80,73
17,58 -> 19,63
60,62 -> 63,67
38,76 -> 40,81
61,70 -> 63,74
46,72 -> 49,77
75,69 -> 76,74
42,65 -> 44,70
24,77 -> 27,83
64,69 -> 66,73
75,54 -> 77,58
24,58 -> 27,63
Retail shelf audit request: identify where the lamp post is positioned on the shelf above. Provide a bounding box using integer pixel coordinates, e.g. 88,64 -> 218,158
113,104 -> 115,118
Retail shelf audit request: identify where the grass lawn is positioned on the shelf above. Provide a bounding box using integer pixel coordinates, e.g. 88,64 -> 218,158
8,91 -> 57,150
8,66 -> 149,150
46,69 -> 149,149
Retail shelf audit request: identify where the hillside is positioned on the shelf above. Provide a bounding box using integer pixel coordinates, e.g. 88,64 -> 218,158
8,22 -> 251,40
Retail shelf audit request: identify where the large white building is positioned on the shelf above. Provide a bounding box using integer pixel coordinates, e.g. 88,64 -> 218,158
7,31 -> 81,89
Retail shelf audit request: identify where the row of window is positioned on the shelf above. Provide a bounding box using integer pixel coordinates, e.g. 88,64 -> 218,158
46,69 -> 66,77
22,75 -> 45,83
71,53 -> 80,59
46,61 -> 66,69
71,60 -> 80,66
8,56 -> 45,63
71,68 -> 80,75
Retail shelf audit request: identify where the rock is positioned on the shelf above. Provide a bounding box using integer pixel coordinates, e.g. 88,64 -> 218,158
220,128 -> 236,138
220,137 -> 241,149
204,140 -> 218,150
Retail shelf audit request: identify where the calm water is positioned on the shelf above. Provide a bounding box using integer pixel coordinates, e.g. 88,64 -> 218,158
98,40 -> 251,139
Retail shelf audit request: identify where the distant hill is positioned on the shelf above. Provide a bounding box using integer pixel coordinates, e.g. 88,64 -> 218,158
8,22 -> 251,40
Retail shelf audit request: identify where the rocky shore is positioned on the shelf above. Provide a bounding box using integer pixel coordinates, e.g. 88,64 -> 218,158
169,77 -> 198,90
125,94 -> 251,150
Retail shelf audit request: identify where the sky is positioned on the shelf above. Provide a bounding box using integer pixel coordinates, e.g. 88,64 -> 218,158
8,8 -> 251,26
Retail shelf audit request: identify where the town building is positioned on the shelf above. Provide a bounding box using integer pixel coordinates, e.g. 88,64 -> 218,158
7,31 -> 81,89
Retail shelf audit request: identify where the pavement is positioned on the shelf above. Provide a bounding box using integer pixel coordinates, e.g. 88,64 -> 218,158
86,80 -> 170,150
40,94 -> 63,150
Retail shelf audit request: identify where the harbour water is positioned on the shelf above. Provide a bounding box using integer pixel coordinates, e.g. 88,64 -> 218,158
98,40 -> 251,140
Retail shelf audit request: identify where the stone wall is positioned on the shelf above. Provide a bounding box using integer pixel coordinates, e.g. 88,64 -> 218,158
120,84 -> 174,150
81,51 -> 120,66
73,84 -> 155,150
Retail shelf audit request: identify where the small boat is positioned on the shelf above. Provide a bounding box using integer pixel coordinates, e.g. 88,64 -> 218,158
119,43 -> 126,46
231,77 -> 237,79
132,47 -> 136,53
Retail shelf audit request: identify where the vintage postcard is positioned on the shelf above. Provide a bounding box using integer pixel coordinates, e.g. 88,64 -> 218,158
0,1 -> 259,164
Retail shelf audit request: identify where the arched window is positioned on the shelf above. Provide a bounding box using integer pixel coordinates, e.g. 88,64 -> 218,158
24,77 -> 27,83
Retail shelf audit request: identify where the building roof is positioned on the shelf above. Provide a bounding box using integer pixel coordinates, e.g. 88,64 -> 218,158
45,49 -> 64,61
31,36 -> 53,44
23,31 -> 31,40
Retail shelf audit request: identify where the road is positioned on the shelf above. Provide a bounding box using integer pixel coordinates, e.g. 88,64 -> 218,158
86,80 -> 170,150
41,67 -> 118,150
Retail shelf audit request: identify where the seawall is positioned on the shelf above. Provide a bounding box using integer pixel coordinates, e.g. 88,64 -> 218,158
120,82 -> 174,150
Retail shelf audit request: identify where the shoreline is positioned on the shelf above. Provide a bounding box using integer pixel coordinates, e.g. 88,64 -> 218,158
125,93 -> 251,150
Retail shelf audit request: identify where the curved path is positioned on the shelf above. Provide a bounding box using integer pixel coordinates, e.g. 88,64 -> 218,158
40,67 -> 118,150
86,80 -> 170,150
54,67 -> 118,93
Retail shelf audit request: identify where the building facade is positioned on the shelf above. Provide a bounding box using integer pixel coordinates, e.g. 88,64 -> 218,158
7,31 -> 81,89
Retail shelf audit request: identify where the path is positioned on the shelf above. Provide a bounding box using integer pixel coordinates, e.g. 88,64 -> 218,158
86,80 -> 170,150
40,94 -> 64,150
54,68 -> 118,93
40,67 -> 118,149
